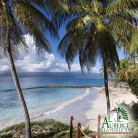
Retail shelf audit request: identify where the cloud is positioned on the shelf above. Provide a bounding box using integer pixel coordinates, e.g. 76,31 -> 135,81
0,35 -> 99,73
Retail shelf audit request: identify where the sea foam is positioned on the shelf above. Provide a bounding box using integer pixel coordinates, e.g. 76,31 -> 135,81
31,88 -> 90,118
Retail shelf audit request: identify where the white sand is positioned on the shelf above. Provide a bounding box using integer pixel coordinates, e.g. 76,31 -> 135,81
85,86 -> 138,131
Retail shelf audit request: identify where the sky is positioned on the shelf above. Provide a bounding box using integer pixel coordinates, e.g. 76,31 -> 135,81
0,6 -> 126,74
0,33 -> 125,73
0,34 -> 100,73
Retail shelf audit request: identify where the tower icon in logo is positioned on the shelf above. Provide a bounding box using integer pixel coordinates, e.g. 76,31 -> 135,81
110,107 -> 128,122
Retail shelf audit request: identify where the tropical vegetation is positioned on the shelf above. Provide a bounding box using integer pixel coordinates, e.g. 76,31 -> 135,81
0,0 -> 137,137
55,0 -> 137,115
115,58 -> 138,82
100,65 -> 114,78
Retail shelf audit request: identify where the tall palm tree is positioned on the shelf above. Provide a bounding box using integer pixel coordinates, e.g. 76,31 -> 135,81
0,0 -> 65,137
56,0 -> 137,115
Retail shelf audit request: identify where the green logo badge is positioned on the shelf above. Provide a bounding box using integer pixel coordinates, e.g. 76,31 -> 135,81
99,107 -> 134,135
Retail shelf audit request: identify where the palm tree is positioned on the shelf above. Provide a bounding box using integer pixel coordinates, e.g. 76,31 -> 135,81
100,65 -> 114,78
107,0 -> 138,59
116,58 -> 138,82
0,0 -> 64,137
56,0 -> 137,115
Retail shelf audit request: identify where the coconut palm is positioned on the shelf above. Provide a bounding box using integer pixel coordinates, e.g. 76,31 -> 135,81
0,0 -> 66,137
116,58 -> 138,82
56,0 -> 137,115
107,0 -> 138,59
100,65 -> 114,78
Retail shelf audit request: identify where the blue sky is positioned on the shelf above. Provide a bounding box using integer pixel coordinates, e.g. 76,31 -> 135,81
45,24 -> 126,70
0,5 -> 126,73
0,27 -> 125,73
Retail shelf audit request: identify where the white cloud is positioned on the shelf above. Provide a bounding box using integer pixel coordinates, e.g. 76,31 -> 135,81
0,35 -> 99,73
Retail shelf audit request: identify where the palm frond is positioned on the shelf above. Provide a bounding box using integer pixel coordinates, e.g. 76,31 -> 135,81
110,16 -> 135,37
66,14 -> 92,32
129,29 -> 138,55
58,30 -> 75,57
13,0 -> 59,39
27,0 -> 48,14
106,0 -> 138,16
65,42 -> 78,70
95,18 -> 119,68
80,24 -> 98,72
31,22 -> 52,54
52,1 -> 84,30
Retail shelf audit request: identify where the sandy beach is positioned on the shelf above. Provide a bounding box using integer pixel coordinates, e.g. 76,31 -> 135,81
0,83 -> 137,132
86,84 -> 138,131
0,88 -> 97,131
33,83 -> 137,132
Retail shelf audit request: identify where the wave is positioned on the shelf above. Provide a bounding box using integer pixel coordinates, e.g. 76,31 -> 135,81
0,88 -> 91,131
31,88 -> 90,119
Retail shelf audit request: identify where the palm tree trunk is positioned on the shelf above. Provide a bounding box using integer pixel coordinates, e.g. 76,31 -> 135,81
103,59 -> 110,115
134,18 -> 137,28
2,1 -> 31,137
6,26 -> 31,138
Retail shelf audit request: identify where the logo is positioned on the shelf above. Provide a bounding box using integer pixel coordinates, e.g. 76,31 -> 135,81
99,107 -> 134,135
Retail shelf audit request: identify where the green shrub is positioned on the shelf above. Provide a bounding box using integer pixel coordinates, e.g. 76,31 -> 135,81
0,134 -> 12,138
119,102 -> 138,137
129,75 -> 138,98
111,79 -> 118,83
0,123 -> 25,133
33,133 -> 47,138
131,102 -> 138,121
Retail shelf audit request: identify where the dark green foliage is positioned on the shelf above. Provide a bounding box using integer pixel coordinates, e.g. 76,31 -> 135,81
131,102 -> 138,121
118,102 -> 138,121
33,133 -> 47,138
0,123 -> 25,134
53,131 -> 69,138
119,102 -> 138,137
129,74 -> 138,98
0,134 -> 12,138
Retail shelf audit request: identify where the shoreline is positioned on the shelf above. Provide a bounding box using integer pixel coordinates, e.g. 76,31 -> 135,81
0,88 -> 98,131
0,84 -> 137,132
31,88 -> 98,128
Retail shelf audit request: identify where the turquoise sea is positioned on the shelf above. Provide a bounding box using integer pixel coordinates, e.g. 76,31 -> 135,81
0,72 -> 104,126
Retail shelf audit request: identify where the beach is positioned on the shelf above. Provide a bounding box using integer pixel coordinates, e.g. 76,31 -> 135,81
0,82 -> 137,132
32,83 -> 138,132
86,84 -> 138,131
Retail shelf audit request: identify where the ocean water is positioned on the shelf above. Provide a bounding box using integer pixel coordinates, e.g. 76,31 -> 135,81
0,72 -> 104,124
